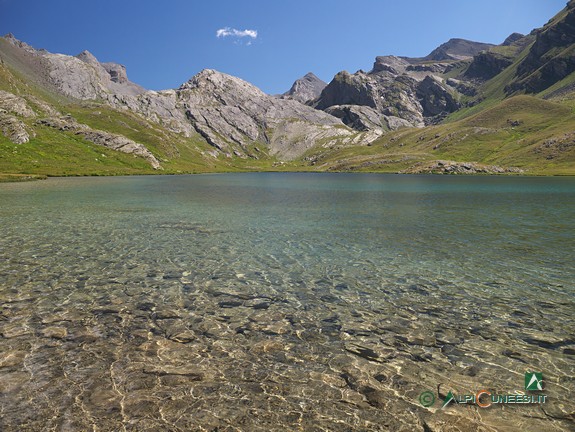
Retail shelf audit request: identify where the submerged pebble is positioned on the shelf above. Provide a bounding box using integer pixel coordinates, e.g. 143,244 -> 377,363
0,175 -> 573,431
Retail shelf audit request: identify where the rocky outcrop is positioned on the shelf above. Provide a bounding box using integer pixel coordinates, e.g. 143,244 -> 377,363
324,105 -> 411,131
315,71 -> 381,111
422,38 -> 495,61
324,105 -> 385,131
446,78 -> 477,96
37,116 -> 161,169
0,114 -> 32,144
3,33 -> 36,53
102,62 -> 129,84
282,72 -> 327,104
315,61 -> 460,128
0,35 -> 372,161
315,70 -> 427,126
533,133 -> 575,159
401,160 -> 524,174
54,49 -> 145,99
3,35 -> 146,100
372,56 -> 410,74
502,32 -> 525,46
178,69 -> 354,159
108,89 -> 194,137
0,90 -> 35,143
313,37 -> 501,131
0,90 -> 36,117
73,50 -> 146,97
507,1 -> 575,94
464,51 -> 514,80
416,76 -> 460,120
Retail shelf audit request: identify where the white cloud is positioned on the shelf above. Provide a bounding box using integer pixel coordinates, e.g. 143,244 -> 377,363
216,27 -> 258,39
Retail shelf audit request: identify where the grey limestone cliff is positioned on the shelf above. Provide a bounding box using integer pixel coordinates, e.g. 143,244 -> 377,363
1,35 -> 372,162
0,90 -> 36,144
178,69 -> 355,159
282,72 -> 327,104
315,58 -> 460,128
422,38 -> 495,61
3,34 -> 145,100
312,38 -> 501,130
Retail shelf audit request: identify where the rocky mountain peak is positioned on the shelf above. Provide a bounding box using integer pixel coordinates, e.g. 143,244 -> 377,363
102,62 -> 128,84
180,68 -> 266,98
75,52 -> 132,86
3,33 -> 35,52
371,56 -> 409,74
502,32 -> 525,46
179,68 -> 221,88
76,50 -> 99,65
174,68 -> 356,160
283,72 -> 327,103
0,36 -> 146,99
424,38 -> 495,61
507,1 -> 575,94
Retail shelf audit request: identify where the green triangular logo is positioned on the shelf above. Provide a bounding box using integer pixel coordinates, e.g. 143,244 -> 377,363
441,391 -> 456,409
525,372 -> 543,391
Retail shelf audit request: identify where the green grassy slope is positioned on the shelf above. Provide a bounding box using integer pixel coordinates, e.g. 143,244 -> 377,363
305,96 -> 575,175
0,54 -> 285,177
2,4 -> 575,180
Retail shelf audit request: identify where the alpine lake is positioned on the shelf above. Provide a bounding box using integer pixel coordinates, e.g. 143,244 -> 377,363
0,173 -> 574,431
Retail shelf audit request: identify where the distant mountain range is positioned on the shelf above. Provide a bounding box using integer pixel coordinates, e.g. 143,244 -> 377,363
1,0 -> 574,178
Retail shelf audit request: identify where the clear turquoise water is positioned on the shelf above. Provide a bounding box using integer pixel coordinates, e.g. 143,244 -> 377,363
0,173 -> 574,431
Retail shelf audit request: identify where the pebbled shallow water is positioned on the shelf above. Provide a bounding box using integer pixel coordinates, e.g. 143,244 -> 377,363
0,173 -> 574,431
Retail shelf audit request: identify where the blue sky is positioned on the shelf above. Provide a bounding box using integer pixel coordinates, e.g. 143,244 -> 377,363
0,0 -> 567,94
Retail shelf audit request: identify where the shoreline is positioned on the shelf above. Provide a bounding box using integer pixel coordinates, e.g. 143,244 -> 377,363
0,173 -> 48,183
2,169 -> 575,183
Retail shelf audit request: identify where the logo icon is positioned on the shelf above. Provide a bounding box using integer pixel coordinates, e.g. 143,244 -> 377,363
525,372 -> 544,391
441,391 -> 456,409
419,391 -> 436,407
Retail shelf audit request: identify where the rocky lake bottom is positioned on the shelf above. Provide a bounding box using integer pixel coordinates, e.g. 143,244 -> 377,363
0,173 -> 574,431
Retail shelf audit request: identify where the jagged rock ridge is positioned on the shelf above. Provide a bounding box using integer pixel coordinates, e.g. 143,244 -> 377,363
178,69 -> 356,159
421,38 -> 495,61
0,35 -> 368,162
314,52 -> 465,128
507,0 -> 575,94
311,39 -> 503,130
2,0 -> 575,174
502,33 -> 525,46
2,34 -> 146,100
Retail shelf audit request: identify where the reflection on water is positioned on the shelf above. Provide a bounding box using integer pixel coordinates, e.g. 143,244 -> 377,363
0,173 -> 574,431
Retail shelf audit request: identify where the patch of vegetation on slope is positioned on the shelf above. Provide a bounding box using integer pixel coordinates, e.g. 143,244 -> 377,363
304,96 -> 575,175
0,57 -> 285,177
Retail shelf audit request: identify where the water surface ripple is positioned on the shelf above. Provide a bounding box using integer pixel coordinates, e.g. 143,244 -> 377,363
0,173 -> 574,431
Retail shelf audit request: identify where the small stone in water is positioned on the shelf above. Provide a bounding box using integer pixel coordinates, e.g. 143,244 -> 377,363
42,326 -> 68,339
